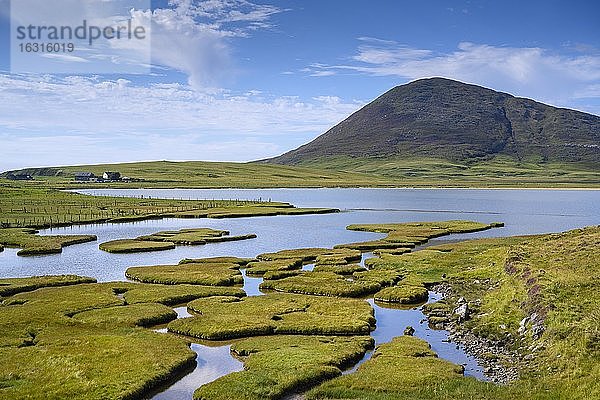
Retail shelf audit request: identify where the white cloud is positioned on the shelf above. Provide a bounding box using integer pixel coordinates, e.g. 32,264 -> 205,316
134,0 -> 285,89
304,40 -> 600,115
0,74 -> 363,170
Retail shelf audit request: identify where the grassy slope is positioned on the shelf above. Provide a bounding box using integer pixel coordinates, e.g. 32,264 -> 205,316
4,155 -> 600,188
293,155 -> 600,188
3,160 -> 389,188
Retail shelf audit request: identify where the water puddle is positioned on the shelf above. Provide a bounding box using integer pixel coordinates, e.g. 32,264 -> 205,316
149,343 -> 243,400
302,263 -> 315,271
241,268 -> 265,296
342,296 -> 485,379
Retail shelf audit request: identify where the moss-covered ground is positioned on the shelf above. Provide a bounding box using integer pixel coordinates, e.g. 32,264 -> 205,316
257,248 -> 359,263
99,239 -> 176,253
307,336 -> 469,400
335,220 -> 503,252
123,283 -> 245,305
311,225 -> 600,400
0,227 -> 97,256
0,280 -> 197,399
194,335 -> 374,400
260,269 -> 403,297
373,283 -> 428,304
0,275 -> 96,297
126,261 -> 244,286
99,228 -> 256,253
245,258 -> 304,276
167,294 -> 375,340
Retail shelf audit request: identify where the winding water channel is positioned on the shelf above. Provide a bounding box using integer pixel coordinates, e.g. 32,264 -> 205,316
1,188 -> 598,399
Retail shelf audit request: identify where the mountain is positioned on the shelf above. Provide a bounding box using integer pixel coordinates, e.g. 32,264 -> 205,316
267,78 -> 600,166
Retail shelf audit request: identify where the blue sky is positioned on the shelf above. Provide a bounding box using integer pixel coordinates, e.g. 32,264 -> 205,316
1,0 -> 599,171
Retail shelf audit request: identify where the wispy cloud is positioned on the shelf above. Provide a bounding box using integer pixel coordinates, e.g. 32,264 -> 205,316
0,74 -> 363,170
304,39 -> 600,114
136,0 -> 286,89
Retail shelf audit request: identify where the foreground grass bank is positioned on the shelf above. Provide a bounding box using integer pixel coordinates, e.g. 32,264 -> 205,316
308,225 -> 599,399
0,279 -> 198,399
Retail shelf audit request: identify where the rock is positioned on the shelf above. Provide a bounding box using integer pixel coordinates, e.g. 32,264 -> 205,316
454,303 -> 469,322
457,296 -> 467,304
518,316 -> 529,335
531,323 -> 545,339
403,326 -> 415,336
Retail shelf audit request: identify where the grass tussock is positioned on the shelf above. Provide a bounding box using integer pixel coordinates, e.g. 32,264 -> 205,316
194,335 -> 374,400
71,303 -> 177,327
0,281 -> 196,399
126,261 -> 243,286
257,248 -> 359,263
312,264 -> 367,275
100,228 -> 256,253
335,220 -> 503,252
374,284 -> 428,304
99,239 -> 175,253
306,336 -> 467,400
245,258 -> 303,276
123,283 -> 246,305
0,227 -> 96,256
260,269 -> 403,297
0,275 -> 96,297
167,294 -> 375,340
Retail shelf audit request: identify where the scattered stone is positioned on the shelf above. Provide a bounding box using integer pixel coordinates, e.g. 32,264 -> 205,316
453,303 -> 469,322
403,326 -> 415,336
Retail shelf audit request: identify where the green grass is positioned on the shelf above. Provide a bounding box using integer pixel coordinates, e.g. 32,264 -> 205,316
5,156 -> 600,188
0,282 -> 196,399
2,160 -> 391,189
0,326 -> 195,400
122,283 -> 246,305
167,294 -> 375,340
125,261 -> 244,286
71,303 -> 178,327
260,269 -> 403,297
99,239 -> 176,253
179,256 -> 254,265
194,335 -> 374,400
0,184 -> 337,229
292,155 -> 600,188
312,264 -> 367,275
0,227 -> 97,256
335,220 -> 503,252
99,228 -> 256,253
344,226 -> 600,399
0,275 -> 96,297
374,284 -> 429,304
245,258 -> 304,276
257,248 -> 360,262
306,336 -> 469,400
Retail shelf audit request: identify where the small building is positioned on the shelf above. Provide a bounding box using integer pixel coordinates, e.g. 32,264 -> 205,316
6,173 -> 33,181
102,171 -> 121,181
74,172 -> 96,182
